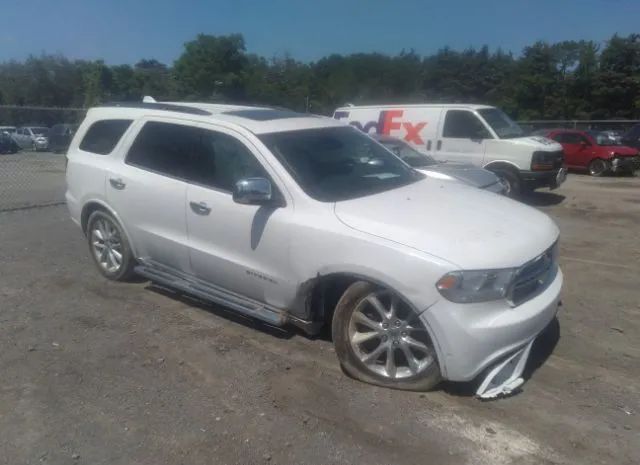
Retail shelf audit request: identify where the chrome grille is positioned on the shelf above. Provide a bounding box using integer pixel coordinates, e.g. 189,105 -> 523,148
508,242 -> 558,306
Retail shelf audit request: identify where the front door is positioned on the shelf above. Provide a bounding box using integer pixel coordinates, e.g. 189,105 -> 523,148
185,125 -> 296,308
553,132 -> 592,169
435,109 -> 492,166
106,119 -> 194,272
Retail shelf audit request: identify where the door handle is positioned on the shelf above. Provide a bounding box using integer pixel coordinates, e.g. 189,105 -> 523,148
436,140 -> 442,151
109,178 -> 126,190
190,201 -> 211,215
426,140 -> 432,151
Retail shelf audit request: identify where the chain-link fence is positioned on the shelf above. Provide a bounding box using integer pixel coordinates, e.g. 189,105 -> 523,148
0,106 -> 85,211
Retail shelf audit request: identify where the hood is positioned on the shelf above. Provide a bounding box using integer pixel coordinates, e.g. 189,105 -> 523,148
418,163 -> 500,189
505,136 -> 563,151
334,179 -> 558,270
604,145 -> 638,156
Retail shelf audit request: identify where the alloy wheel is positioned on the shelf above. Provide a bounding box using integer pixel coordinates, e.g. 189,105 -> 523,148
90,218 -> 123,274
348,290 -> 435,379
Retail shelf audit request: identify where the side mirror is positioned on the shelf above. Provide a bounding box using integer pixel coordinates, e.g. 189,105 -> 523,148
232,177 -> 273,205
580,140 -> 589,147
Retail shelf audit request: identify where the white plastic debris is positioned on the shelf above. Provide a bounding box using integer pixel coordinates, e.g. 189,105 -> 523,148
476,340 -> 534,400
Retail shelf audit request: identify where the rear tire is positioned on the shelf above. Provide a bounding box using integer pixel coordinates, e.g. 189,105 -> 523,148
332,281 -> 441,391
86,210 -> 136,281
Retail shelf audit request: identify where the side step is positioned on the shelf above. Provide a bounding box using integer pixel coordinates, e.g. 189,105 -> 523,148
134,264 -> 288,327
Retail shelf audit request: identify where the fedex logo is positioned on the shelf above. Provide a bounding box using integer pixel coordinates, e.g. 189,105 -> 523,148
334,110 -> 427,144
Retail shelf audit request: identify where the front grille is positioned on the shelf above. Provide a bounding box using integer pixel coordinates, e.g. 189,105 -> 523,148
508,242 -> 558,306
532,150 -> 564,170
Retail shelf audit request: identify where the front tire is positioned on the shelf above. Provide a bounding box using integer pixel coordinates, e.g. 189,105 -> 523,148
332,281 -> 441,391
492,168 -> 521,198
86,210 -> 136,281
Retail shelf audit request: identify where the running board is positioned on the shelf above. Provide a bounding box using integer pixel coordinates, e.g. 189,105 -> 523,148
134,264 -> 288,327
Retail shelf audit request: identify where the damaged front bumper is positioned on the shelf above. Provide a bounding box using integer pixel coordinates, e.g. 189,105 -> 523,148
611,156 -> 639,174
475,339 -> 534,399
420,268 -> 562,393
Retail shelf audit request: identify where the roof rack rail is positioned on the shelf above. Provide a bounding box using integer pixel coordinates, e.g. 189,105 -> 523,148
99,101 -> 212,116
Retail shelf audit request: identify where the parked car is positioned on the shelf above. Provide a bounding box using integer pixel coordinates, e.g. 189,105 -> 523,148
333,104 -> 566,197
372,134 -> 507,194
622,123 -> 640,151
0,131 -> 19,154
537,128 -> 639,176
49,123 -> 77,153
0,126 -> 17,136
66,101 -> 562,398
13,126 -> 49,151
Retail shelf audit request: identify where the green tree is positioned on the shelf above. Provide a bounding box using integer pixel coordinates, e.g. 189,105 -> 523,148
173,34 -> 248,99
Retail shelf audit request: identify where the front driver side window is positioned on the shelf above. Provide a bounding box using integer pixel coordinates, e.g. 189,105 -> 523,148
190,129 -> 267,192
443,110 -> 491,139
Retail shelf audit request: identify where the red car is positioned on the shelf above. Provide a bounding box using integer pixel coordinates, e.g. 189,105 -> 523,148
538,129 -> 639,176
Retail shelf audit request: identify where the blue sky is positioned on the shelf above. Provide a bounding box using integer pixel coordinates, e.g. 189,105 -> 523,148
1,0 -> 638,64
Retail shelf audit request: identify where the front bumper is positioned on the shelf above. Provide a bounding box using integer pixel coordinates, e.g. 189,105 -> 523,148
611,156 -> 639,173
521,167 -> 566,190
420,267 -> 562,382
33,139 -> 49,150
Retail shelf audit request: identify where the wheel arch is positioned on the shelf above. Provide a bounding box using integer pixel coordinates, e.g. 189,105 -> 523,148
302,271 -> 444,370
483,160 -> 522,175
80,200 -> 138,257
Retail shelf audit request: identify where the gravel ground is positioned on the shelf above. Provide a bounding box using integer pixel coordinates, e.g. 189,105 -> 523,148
0,174 -> 638,465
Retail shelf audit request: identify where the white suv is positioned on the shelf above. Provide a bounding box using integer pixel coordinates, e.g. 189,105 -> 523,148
66,101 -> 563,397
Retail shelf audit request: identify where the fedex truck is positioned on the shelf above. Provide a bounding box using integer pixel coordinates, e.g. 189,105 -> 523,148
333,104 -> 566,196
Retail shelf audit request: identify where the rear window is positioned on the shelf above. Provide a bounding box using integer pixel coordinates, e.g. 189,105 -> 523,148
79,119 -> 133,155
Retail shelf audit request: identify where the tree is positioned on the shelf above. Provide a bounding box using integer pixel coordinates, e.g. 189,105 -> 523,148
173,34 -> 248,99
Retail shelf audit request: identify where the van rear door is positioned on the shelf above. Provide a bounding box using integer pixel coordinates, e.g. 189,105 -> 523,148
435,109 -> 493,165
333,106 -> 440,155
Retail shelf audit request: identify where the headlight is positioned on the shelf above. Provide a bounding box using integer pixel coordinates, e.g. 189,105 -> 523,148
436,268 -> 517,303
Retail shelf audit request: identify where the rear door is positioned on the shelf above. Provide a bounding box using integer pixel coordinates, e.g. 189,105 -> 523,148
14,128 -> 29,148
436,109 -> 493,165
184,124 -> 296,307
106,119 -> 194,272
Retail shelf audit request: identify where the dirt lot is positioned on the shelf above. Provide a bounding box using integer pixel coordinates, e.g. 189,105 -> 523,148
0,173 -> 638,465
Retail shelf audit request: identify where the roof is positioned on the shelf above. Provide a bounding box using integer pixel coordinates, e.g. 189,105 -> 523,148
93,101 -> 343,135
335,103 -> 496,111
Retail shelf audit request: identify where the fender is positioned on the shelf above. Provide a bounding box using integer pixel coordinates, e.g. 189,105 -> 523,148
80,198 -> 139,258
483,159 -> 522,173
296,268 -> 446,376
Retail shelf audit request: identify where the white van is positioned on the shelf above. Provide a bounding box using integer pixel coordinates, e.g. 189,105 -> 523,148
333,104 -> 566,196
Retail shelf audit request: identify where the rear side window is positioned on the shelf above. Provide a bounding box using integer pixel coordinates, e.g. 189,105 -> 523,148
79,119 -> 132,155
126,121 -> 200,179
443,110 -> 491,139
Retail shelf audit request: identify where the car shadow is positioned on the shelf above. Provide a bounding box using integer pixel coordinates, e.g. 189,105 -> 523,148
441,316 -> 561,398
145,282 -> 299,340
521,191 -> 566,207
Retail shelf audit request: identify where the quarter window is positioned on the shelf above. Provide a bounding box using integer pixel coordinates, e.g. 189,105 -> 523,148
80,119 -> 133,155
442,110 -> 491,139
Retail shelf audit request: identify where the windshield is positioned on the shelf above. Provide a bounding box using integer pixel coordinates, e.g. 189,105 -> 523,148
477,108 -> 524,139
587,131 -> 622,146
259,127 -> 422,202
31,127 -> 49,136
377,139 -> 438,168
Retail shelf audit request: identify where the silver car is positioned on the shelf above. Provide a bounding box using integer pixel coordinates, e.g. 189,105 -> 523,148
14,126 -> 49,151
373,134 -> 506,194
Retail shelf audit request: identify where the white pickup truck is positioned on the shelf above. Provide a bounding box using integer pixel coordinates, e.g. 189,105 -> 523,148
334,104 -> 566,197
